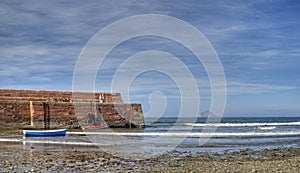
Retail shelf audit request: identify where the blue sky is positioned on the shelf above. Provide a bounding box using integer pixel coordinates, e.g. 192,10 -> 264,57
1,0 -> 300,117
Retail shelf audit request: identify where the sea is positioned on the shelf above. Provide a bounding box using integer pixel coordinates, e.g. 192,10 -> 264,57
1,116 -> 300,158
144,116 -> 300,149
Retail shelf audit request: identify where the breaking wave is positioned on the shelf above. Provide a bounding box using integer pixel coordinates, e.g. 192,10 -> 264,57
184,121 -> 300,127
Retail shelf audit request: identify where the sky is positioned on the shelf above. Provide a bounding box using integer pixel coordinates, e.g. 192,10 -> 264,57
1,0 -> 300,117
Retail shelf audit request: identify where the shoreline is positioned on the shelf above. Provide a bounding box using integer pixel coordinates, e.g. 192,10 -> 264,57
1,129 -> 300,154
1,128 -> 300,172
0,143 -> 299,172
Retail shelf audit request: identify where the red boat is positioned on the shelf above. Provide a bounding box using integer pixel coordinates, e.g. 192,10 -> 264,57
81,125 -> 108,130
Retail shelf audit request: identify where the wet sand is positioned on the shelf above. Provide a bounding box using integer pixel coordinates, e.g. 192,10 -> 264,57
0,142 -> 299,172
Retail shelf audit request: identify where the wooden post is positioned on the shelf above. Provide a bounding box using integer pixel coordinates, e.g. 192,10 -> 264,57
43,102 -> 50,130
29,101 -> 34,126
129,108 -> 132,129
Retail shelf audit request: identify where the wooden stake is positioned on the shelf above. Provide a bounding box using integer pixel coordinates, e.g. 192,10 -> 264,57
129,108 -> 132,129
29,101 -> 34,126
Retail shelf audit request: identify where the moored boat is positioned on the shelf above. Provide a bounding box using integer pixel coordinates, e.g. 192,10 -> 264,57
23,129 -> 67,137
82,125 -> 108,130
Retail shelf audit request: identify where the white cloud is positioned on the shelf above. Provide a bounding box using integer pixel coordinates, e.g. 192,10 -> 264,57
1,0 -> 299,115
226,81 -> 296,95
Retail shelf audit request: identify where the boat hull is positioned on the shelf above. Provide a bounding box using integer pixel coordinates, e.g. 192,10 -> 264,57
82,125 -> 108,130
23,129 -> 67,137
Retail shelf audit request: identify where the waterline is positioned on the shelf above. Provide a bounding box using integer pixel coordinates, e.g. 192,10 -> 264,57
67,131 -> 300,137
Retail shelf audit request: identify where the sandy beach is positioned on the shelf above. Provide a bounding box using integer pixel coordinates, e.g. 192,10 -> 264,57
0,142 -> 299,173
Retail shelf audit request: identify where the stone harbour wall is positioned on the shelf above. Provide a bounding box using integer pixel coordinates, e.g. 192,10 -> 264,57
98,103 -> 145,128
0,89 -> 144,129
0,89 -> 123,103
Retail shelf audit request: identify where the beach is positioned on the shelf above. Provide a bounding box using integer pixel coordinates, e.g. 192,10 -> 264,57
1,116 -> 300,172
1,0 -> 300,172
0,142 -> 299,172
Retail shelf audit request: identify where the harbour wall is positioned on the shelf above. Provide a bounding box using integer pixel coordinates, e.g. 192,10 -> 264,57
0,89 -> 144,129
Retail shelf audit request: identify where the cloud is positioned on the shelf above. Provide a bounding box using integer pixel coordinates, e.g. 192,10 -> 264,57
226,81 -> 296,95
1,0 -> 299,114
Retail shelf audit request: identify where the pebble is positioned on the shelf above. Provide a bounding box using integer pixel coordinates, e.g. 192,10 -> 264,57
0,145 -> 299,172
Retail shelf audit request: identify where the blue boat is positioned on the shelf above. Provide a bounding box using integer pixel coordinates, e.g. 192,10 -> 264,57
23,129 -> 67,137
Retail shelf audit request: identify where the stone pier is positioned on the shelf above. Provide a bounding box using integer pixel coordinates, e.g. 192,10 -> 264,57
0,89 -> 145,129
